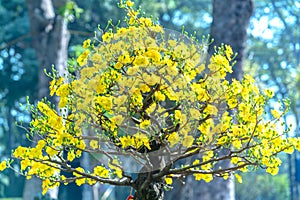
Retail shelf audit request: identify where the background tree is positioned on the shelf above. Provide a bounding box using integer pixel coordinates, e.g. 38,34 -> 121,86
23,0 -> 70,199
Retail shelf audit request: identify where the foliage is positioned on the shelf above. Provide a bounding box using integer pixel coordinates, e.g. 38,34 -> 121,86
0,0 -> 38,197
1,0 -> 299,198
235,165 -> 289,200
247,0 -> 300,119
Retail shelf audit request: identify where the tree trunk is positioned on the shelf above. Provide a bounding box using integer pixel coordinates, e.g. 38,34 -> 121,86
134,172 -> 164,200
166,1 -> 253,200
23,0 -> 70,199
209,0 -> 253,81
133,152 -> 166,200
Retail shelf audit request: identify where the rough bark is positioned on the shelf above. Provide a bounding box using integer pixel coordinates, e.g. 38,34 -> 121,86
134,171 -> 164,200
23,0 -> 70,199
166,1 -> 253,200
133,151 -> 166,200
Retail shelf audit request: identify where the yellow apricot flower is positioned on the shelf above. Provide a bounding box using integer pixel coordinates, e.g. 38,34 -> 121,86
271,109 -> 281,118
266,167 -> 279,176
225,45 -> 233,61
89,140 -> 99,149
93,166 -> 109,178
182,135 -> 194,148
77,49 -> 90,66
133,133 -> 151,150
119,135 -> 134,149
167,132 -> 180,147
165,177 -> 172,185
49,77 -> 64,96
235,173 -> 243,183
0,161 -> 7,171
95,96 -> 113,111
140,120 -> 151,129
82,39 -> 91,48
133,55 -> 149,66
264,88 -> 274,98
126,0 -> 134,7
102,32 -> 113,43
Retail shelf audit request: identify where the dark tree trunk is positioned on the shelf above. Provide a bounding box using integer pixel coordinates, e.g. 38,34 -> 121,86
209,0 -> 253,81
134,172 -> 164,200
23,0 -> 70,199
26,0 -> 69,100
166,1 -> 253,200
134,153 -> 166,200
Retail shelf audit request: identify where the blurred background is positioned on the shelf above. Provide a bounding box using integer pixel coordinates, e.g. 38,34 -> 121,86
0,0 -> 300,199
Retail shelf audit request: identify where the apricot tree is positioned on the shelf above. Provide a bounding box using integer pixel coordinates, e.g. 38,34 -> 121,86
1,1 -> 299,199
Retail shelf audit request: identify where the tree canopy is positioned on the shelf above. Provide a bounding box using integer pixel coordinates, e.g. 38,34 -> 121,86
1,1 -> 299,199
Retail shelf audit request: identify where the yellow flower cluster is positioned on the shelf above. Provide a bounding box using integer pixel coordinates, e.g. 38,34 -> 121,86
119,133 -> 151,150
9,2 -> 300,194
